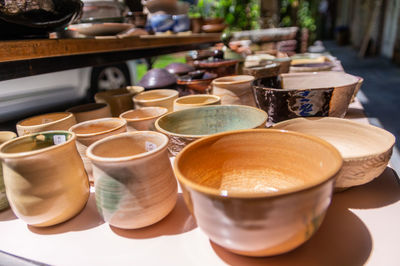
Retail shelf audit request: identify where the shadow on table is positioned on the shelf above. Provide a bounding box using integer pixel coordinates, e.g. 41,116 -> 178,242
28,192 -> 104,235
111,193 -> 197,239
0,207 -> 17,221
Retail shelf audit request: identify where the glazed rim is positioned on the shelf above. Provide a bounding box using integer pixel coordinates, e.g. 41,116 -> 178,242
273,117 -> 396,160
66,103 -> 108,113
69,118 -> 127,137
244,63 -> 280,70
86,131 -> 169,162
133,89 -> 179,103
174,129 -> 343,198
155,105 -> 268,138
213,75 -> 255,85
17,112 -> 74,127
0,131 -> 75,159
119,107 -> 168,121
174,95 -> 221,106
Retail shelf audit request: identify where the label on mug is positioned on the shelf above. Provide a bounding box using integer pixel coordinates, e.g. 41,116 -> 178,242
145,141 -> 157,152
53,135 -> 66,145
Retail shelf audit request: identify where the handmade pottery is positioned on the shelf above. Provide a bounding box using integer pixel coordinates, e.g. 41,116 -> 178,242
290,62 -> 334,73
0,131 -> 89,227
177,70 -> 218,95
133,89 -> 179,112
86,131 -> 177,229
120,107 -> 168,131
195,59 -> 239,77
190,17 -> 203,33
201,23 -> 226,33
155,105 -> 268,155
0,131 -> 17,211
242,63 -> 280,79
253,72 -> 363,123
66,103 -> 112,123
69,118 -> 127,184
273,117 -> 395,190
68,23 -> 133,36
172,14 -> 190,32
271,57 -> 292,74
94,88 -> 137,117
212,75 -> 256,106
186,49 -> 224,66
165,63 -> 195,76
173,95 -> 221,111
149,14 -> 174,32
174,129 -> 342,256
137,68 -> 177,90
16,112 -> 76,136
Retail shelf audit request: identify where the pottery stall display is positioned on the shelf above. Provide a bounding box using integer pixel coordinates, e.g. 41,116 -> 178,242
174,129 -> 342,256
242,63 -> 280,79
195,59 -> 239,77
0,131 -> 17,211
95,88 -> 140,117
0,131 -> 89,227
212,75 -> 256,106
176,70 -> 218,95
273,117 -> 395,190
120,107 -> 168,131
253,72 -> 363,124
155,105 -> 268,155
165,63 -> 195,76
173,95 -> 221,111
66,103 -> 112,123
69,118 -> 127,184
16,112 -> 76,136
133,89 -> 179,112
86,131 -> 177,229
137,68 -> 177,91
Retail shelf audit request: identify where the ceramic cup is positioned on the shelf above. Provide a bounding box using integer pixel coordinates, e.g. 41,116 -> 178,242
16,112 -> 76,136
133,89 -> 179,112
0,131 -> 17,211
86,131 -> 178,229
69,118 -> 127,184
173,95 -> 221,111
95,88 -> 137,117
212,75 -> 256,106
119,107 -> 168,131
66,103 -> 112,123
0,131 -> 89,227
174,129 -> 342,256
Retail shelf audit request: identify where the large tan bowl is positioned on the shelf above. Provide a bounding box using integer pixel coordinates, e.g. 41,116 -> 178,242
212,75 -> 255,106
66,103 -> 112,123
120,107 -> 168,131
16,112 -> 76,136
155,105 -> 268,156
0,131 -> 89,227
273,117 -> 396,190
133,89 -> 179,112
174,129 -> 342,256
173,94 -> 221,111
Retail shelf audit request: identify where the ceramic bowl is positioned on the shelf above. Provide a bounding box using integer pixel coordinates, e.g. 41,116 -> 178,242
66,103 -> 112,123
155,105 -> 268,155
173,95 -> 221,111
94,88 -> 137,117
273,117 -> 396,190
165,62 -> 195,76
212,75 -> 256,106
177,71 -> 218,95
16,112 -> 76,136
253,72 -> 363,123
172,14 -> 190,33
242,63 -> 280,79
0,131 -> 17,211
290,62 -> 334,73
86,131 -> 177,229
271,57 -> 292,74
174,129 -> 342,256
120,107 -> 168,131
195,59 -> 239,77
149,14 -> 174,32
201,23 -> 227,33
133,89 -> 179,112
0,131 -> 89,227
69,118 -> 127,184
138,68 -> 177,90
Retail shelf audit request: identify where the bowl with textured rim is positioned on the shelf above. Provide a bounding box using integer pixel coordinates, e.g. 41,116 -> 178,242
273,117 -> 395,190
16,112 -> 76,136
155,105 -> 268,156
133,89 -> 179,112
174,129 -> 342,256
120,107 -> 168,131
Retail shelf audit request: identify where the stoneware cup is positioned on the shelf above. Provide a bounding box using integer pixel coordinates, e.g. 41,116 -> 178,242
0,131 -> 90,227
16,112 -> 76,136
119,107 -> 168,131
173,94 -> 221,111
0,131 -> 17,211
174,129 -> 343,257
212,75 -> 256,106
69,118 -> 127,184
133,89 -> 179,112
95,88 -> 138,117
66,103 -> 112,123
86,131 -> 178,229
273,117 -> 396,190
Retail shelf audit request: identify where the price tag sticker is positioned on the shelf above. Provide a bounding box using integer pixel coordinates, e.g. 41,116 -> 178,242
145,141 -> 157,152
53,135 -> 66,145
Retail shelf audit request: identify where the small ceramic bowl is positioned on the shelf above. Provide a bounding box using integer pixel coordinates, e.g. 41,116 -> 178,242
0,131 -> 17,211
172,14 -> 190,32
133,89 -> 179,112
66,103 -> 112,123
94,88 -> 137,117
149,14 -> 174,32
173,95 -> 221,111
271,57 -> 292,74
174,129 -> 342,256
138,68 -> 177,90
165,62 -> 195,76
177,71 -> 218,95
273,117 -> 396,190
195,58 -> 239,77
16,112 -> 76,136
242,63 -> 280,79
120,107 -> 168,131
155,105 -> 268,155
253,72 -> 363,123
212,75 -> 255,106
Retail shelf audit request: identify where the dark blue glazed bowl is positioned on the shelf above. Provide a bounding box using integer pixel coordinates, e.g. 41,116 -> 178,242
173,14 -> 190,33
149,14 -> 174,32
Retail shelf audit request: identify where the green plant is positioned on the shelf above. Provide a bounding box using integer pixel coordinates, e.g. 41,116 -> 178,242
188,5 -> 201,19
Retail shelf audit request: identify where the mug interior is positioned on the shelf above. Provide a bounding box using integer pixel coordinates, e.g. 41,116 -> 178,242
70,119 -> 125,135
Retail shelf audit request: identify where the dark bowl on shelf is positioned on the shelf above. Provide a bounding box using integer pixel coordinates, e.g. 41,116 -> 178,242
186,49 -> 224,66
195,58 -> 239,77
138,68 -> 177,90
165,63 -> 195,76
177,70 -> 218,96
